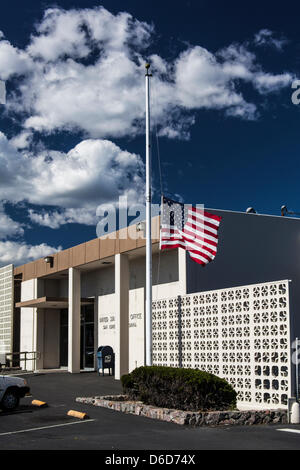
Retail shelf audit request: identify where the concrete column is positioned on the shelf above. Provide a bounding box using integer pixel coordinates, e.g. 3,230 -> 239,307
178,248 -> 187,295
20,278 -> 38,371
68,267 -> 81,373
34,308 -> 44,371
115,253 -> 129,380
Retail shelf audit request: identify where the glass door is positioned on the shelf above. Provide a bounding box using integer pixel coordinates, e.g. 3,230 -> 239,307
60,309 -> 68,367
80,305 -> 95,370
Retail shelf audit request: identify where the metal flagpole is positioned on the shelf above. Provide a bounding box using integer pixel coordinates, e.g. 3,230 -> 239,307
296,337 -> 299,401
145,63 -> 152,366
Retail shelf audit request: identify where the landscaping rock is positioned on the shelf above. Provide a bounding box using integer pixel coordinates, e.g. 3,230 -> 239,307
76,394 -> 288,427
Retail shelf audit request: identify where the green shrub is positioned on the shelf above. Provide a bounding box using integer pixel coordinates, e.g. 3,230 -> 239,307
121,366 -> 237,411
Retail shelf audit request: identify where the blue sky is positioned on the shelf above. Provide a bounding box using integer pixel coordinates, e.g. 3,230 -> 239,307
0,0 -> 299,266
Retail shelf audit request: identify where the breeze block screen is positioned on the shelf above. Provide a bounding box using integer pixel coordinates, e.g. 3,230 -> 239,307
152,280 -> 291,410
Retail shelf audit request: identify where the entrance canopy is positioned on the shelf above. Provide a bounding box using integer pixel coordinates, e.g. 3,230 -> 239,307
16,297 -> 94,309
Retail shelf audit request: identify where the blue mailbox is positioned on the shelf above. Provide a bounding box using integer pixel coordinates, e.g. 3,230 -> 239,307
97,346 -> 115,376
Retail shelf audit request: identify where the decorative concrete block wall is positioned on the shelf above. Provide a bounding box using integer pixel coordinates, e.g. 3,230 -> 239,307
0,264 -> 14,356
152,280 -> 291,410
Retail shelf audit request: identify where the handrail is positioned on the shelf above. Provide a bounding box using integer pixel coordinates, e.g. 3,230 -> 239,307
4,351 -> 41,371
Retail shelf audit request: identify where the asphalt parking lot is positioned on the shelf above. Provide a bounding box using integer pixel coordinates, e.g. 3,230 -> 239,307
1,371 -> 300,451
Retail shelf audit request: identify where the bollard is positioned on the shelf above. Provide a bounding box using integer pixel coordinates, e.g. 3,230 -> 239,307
290,402 -> 300,424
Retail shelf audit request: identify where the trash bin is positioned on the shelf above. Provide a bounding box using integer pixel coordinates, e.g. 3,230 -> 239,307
97,346 -> 115,376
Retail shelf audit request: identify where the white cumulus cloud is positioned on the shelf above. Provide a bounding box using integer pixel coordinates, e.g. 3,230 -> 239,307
28,207 -> 97,229
0,5 -> 296,240
0,6 -> 294,141
0,240 -> 61,267
0,132 -> 145,226
0,203 -> 24,239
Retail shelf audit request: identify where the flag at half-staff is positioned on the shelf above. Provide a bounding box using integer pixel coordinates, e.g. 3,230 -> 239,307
160,196 -> 222,265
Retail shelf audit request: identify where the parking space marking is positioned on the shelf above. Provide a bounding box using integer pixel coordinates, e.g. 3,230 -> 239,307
277,428 -> 300,435
0,419 -> 96,436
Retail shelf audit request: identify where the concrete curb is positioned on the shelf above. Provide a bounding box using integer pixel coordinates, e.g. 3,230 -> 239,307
76,394 -> 288,426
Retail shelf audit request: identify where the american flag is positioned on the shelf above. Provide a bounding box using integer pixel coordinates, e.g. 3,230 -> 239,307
160,196 -> 222,266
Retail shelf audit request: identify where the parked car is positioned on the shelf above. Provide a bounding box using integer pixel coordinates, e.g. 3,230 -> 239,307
0,375 -> 30,411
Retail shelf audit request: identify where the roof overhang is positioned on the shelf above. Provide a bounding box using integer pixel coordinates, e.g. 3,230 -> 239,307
16,297 -> 94,309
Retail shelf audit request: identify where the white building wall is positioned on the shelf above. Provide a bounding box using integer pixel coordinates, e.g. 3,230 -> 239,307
129,287 -> 144,371
81,267 -> 115,297
97,249 -> 185,374
98,281 -> 186,374
18,248 -> 185,374
59,266 -> 114,297
129,250 -> 179,293
98,293 -> 116,352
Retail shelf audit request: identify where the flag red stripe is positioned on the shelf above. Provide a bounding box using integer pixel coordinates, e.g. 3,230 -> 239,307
161,225 -> 218,245
188,213 -> 220,233
189,252 -> 208,265
161,239 -> 213,263
181,235 -> 216,257
161,236 -> 215,259
189,206 -> 222,223
184,220 -> 219,240
161,226 -> 217,254
182,226 -> 218,248
161,230 -> 217,257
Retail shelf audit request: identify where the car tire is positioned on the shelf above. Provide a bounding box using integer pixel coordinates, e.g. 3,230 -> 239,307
0,390 -> 20,411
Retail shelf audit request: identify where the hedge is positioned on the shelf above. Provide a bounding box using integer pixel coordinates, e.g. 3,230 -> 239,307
121,366 -> 237,412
